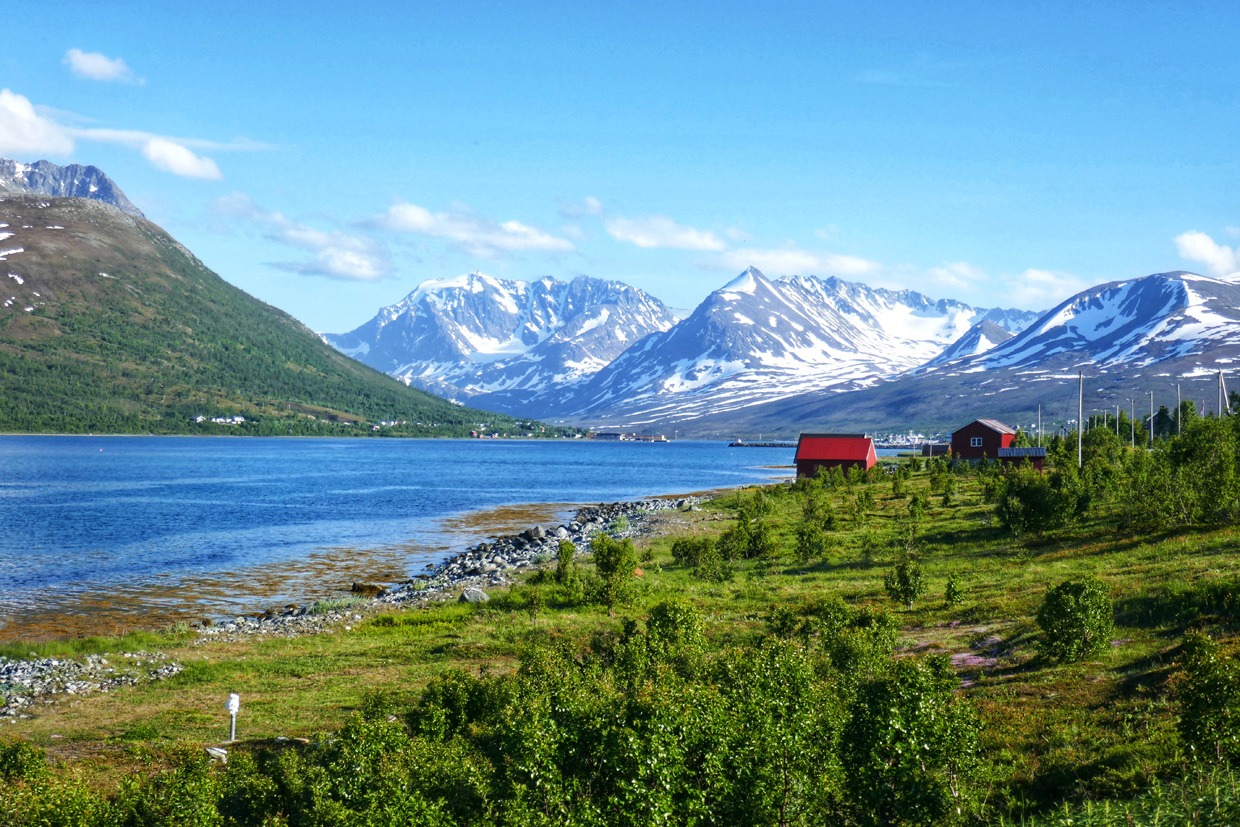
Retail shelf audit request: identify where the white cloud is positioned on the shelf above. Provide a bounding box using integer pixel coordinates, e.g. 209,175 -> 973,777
0,89 -> 74,156
63,49 -> 141,84
1002,268 -> 1087,309
1175,230 -> 1238,276
141,138 -> 221,180
75,128 -> 274,153
380,202 -> 574,256
719,246 -> 879,276
0,87 -> 266,179
925,261 -> 987,291
560,195 -> 604,219
606,215 -> 726,251
215,192 -> 392,281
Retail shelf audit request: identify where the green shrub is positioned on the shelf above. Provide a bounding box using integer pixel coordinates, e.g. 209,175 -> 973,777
0,740 -> 47,782
995,466 -> 1088,537
591,534 -> 638,612
944,574 -> 966,607
796,522 -> 828,566
1177,632 -> 1240,763
1036,576 -> 1113,662
842,656 -> 981,826
884,558 -> 926,609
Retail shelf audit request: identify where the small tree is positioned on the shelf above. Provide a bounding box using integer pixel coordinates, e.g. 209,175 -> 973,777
591,534 -> 638,614
716,521 -> 750,562
843,656 -> 981,826
907,492 -> 929,525
1035,576 -> 1113,662
555,540 -> 578,585
944,574 -> 965,607
884,558 -> 926,609
795,523 -> 827,567
748,518 -> 778,562
1177,632 -> 1240,763
994,466 -> 1087,537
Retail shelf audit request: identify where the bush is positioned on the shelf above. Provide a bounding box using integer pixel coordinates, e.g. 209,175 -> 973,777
1177,632 -> 1240,763
944,574 -> 966,607
591,534 -> 638,612
0,740 -> 47,782
884,558 -> 926,609
1036,576 -> 1113,662
842,656 -> 981,826
671,536 -> 732,581
994,466 -> 1088,537
796,523 -> 828,566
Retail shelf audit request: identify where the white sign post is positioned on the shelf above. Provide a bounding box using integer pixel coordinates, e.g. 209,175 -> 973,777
226,693 -> 240,742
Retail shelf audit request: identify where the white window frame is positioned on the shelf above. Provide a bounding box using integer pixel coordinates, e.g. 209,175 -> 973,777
970,437 -> 983,448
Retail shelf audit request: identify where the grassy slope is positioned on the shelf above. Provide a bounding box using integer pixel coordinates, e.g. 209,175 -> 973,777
2,461 -> 1238,819
0,196 -> 547,436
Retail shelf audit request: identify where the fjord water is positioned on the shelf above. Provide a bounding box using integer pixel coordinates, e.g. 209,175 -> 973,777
0,436 -> 791,639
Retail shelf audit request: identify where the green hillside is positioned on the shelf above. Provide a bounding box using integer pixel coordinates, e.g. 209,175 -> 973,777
0,196 -> 557,436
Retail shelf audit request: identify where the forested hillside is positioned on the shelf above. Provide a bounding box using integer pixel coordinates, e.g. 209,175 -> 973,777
0,196 -> 552,436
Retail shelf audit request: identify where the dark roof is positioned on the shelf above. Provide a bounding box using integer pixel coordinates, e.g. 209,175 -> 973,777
997,447 -> 1047,458
795,433 -> 875,462
955,418 -> 1017,436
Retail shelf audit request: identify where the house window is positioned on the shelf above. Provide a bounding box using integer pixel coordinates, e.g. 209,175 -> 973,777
970,437 -> 983,448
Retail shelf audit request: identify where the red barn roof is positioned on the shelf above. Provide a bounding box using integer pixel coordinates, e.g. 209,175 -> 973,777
795,433 -> 875,462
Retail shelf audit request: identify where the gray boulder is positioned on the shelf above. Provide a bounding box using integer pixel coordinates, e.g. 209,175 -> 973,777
459,587 -> 490,604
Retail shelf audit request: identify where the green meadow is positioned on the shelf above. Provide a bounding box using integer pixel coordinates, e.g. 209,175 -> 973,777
3,418 -> 1240,825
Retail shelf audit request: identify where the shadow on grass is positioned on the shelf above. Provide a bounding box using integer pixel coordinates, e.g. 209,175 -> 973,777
1114,575 -> 1240,634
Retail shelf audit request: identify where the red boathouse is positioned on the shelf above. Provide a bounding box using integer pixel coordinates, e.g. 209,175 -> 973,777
794,433 -> 877,477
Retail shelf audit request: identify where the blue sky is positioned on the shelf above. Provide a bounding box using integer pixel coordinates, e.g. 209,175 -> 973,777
3,1 -> 1238,331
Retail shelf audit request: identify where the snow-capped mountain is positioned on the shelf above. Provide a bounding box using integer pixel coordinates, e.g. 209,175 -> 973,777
0,159 -> 144,217
325,272 -> 678,405
728,269 -> 1240,436
940,270 -> 1240,377
916,320 -> 1016,370
535,268 -> 1035,426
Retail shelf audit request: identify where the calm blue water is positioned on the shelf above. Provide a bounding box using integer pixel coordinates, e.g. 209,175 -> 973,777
0,436 -> 792,638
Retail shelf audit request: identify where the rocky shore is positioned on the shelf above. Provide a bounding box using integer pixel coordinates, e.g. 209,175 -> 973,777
195,495 -> 704,641
0,495 -> 706,720
2,652 -> 182,720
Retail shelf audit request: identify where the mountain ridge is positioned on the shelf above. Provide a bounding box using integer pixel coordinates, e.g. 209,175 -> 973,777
0,195 -> 551,436
0,159 -> 144,218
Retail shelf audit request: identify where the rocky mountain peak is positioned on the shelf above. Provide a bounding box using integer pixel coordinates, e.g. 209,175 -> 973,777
0,159 -> 144,218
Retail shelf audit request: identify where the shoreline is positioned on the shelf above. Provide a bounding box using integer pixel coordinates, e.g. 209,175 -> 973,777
0,492 -> 714,720
193,494 -> 708,642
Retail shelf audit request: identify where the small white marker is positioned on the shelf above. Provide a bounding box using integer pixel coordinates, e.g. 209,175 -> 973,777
226,693 -> 240,742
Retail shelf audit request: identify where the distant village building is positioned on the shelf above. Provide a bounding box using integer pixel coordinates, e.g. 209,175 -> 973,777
794,433 -> 877,477
950,419 -> 1016,460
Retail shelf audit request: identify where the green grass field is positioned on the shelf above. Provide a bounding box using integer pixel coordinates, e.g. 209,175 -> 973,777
3,451 -> 1239,824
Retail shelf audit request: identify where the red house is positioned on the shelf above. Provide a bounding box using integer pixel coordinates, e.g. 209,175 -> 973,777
950,419 -> 1016,461
794,433 -> 877,477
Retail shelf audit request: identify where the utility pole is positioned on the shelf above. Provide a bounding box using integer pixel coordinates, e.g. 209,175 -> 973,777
1128,398 -> 1135,448
1077,371 -> 1083,469
1177,383 -> 1182,436
1115,403 -> 1120,437
1037,404 -> 1042,448
1147,391 -> 1153,442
